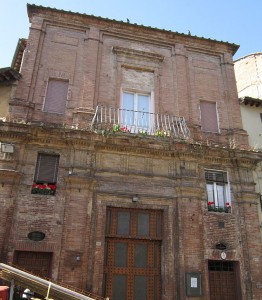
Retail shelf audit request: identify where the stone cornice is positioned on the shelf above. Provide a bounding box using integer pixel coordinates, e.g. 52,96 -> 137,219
113,46 -> 164,62
0,121 -> 261,167
64,174 -> 96,190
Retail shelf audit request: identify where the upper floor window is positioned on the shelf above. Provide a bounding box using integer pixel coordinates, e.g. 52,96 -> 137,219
200,101 -> 219,133
43,79 -> 68,114
31,153 -> 59,196
121,92 -> 151,132
205,170 -> 231,213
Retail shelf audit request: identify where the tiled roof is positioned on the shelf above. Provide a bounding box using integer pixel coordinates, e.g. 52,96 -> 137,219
0,67 -> 21,82
239,96 -> 262,107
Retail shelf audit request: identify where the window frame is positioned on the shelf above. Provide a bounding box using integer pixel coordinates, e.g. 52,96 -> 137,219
205,169 -> 231,212
121,90 -> 153,132
33,153 -> 60,184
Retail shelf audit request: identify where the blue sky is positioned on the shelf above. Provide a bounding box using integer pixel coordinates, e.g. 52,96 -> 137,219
1,0 -> 261,67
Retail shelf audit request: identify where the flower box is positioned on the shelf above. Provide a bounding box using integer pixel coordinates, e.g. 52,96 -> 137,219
207,201 -> 231,213
31,183 -> 56,195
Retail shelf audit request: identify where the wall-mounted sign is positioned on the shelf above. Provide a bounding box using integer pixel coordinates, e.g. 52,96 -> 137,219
186,273 -> 202,296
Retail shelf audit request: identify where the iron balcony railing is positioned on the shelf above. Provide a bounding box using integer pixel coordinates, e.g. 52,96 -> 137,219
91,105 -> 190,139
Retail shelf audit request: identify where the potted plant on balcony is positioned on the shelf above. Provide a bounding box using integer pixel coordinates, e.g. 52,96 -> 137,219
31,183 -> 57,195
224,202 -> 231,213
207,201 -> 215,211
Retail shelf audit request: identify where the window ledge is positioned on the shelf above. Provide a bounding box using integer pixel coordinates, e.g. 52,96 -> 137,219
31,183 -> 56,196
208,207 -> 231,213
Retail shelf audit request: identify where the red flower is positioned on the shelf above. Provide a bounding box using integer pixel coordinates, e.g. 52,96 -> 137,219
225,202 -> 231,207
208,201 -> 214,206
49,184 -> 57,190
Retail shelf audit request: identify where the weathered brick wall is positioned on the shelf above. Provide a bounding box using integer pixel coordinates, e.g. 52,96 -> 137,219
9,6 -> 248,148
0,4 -> 261,300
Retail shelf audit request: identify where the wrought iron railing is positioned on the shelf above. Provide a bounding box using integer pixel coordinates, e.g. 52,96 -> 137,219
91,105 -> 190,139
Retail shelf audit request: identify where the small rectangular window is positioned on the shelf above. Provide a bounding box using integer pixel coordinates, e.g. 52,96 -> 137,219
205,170 -> 231,213
44,79 -> 68,114
34,153 -> 59,184
31,153 -> 59,195
200,101 -> 219,133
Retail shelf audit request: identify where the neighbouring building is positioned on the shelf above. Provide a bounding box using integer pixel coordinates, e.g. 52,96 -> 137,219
0,4 -> 262,300
234,52 -> 262,241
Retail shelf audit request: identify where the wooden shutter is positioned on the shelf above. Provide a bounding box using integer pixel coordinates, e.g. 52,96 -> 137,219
34,153 -> 59,183
200,101 -> 219,132
44,79 -> 68,114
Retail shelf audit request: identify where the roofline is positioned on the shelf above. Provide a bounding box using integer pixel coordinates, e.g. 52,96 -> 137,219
11,38 -> 27,71
0,67 -> 22,82
27,3 -> 239,55
234,52 -> 262,63
239,96 -> 262,107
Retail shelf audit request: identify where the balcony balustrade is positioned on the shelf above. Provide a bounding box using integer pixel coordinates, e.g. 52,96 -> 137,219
91,105 -> 190,139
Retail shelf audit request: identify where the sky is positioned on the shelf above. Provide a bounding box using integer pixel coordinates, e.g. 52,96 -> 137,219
1,0 -> 261,68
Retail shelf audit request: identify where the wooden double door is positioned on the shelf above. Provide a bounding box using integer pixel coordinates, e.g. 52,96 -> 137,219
208,261 -> 241,300
103,207 -> 162,300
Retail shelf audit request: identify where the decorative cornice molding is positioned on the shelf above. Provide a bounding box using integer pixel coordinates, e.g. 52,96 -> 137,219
113,46 -> 164,62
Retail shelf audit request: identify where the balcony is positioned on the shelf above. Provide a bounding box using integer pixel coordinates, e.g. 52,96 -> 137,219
91,105 -> 190,139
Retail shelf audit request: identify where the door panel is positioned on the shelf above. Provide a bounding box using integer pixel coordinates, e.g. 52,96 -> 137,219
208,261 -> 240,300
14,251 -> 52,278
104,208 -> 162,300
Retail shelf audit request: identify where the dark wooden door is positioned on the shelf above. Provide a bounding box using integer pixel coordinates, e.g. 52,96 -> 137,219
14,251 -> 52,278
208,261 -> 239,300
103,208 -> 162,300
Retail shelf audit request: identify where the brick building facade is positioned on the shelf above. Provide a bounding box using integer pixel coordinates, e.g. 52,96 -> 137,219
0,4 -> 262,300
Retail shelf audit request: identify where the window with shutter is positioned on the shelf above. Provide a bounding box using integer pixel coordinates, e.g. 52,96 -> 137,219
31,153 -> 59,196
205,170 -> 231,213
34,153 -> 59,183
200,101 -> 219,133
43,79 -> 68,114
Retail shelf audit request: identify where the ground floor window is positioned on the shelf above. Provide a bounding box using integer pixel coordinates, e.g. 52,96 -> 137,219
103,207 -> 162,300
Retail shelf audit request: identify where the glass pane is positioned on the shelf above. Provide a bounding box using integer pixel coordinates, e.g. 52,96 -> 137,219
135,244 -> 147,268
117,211 -> 130,235
114,242 -> 127,267
137,213 -> 150,236
216,184 -> 226,208
134,275 -> 147,300
122,93 -> 134,125
206,184 -> 214,203
137,95 -> 150,128
113,275 -> 126,300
